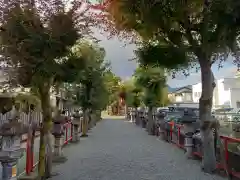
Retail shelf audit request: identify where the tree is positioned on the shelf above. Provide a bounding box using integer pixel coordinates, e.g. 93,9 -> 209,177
0,1 -> 91,178
133,66 -> 166,134
104,71 -> 121,106
69,40 -> 109,135
106,0 -> 240,172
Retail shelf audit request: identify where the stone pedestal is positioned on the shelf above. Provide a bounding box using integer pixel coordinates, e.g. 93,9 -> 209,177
72,124 -> 80,142
52,134 -> 67,163
54,135 -> 64,157
130,109 -> 136,123
0,115 -> 27,180
181,110 -> 197,159
52,114 -> 67,163
72,114 -> 81,142
0,136 -> 24,180
1,160 -> 18,180
183,124 -> 194,158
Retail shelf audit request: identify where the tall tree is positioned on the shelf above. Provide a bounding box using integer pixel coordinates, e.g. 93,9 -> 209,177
0,1 -> 91,178
70,40 -> 109,135
134,66 -> 166,135
106,0 -> 240,172
104,70 -> 121,105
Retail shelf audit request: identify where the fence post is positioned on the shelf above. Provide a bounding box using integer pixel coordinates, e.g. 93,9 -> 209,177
26,137 -> 32,175
65,123 -> 68,144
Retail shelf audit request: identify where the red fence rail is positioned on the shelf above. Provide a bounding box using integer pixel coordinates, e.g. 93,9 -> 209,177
64,121 -> 73,145
166,121 -> 240,179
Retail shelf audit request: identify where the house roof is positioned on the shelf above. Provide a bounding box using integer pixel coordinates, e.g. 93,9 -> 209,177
168,85 -> 192,93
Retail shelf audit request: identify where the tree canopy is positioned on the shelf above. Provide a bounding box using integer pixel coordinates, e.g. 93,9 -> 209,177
104,0 -> 240,172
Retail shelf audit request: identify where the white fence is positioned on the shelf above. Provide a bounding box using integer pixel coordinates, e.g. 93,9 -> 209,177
0,111 -> 43,127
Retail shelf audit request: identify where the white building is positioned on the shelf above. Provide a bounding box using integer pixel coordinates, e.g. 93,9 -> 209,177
0,68 -> 66,110
192,77 -> 240,109
168,85 -> 193,103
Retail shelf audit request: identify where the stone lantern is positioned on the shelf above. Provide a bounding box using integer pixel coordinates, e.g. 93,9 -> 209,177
156,111 -> 166,140
180,108 -> 198,158
130,108 -> 136,123
137,107 -> 145,128
71,111 -> 83,142
0,114 -> 27,180
52,112 -> 67,159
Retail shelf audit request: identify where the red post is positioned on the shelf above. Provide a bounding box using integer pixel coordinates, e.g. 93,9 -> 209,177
70,122 -> 73,141
65,123 -> 68,144
26,138 -> 31,175
224,138 -> 229,170
177,126 -> 180,146
170,121 -> 173,141
30,150 -> 34,172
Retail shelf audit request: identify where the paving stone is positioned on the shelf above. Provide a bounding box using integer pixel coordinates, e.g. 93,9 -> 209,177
50,119 -> 225,180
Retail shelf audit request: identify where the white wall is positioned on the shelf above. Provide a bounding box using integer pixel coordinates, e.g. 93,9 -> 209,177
192,83 -> 202,103
170,92 -> 192,103
216,79 -> 231,106
192,78 -> 240,108
175,95 -> 182,102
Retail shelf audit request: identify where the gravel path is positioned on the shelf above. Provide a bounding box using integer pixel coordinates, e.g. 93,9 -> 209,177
50,119 -> 226,180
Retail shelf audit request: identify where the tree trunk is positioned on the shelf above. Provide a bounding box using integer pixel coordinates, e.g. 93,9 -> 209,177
199,59 -> 216,173
82,109 -> 88,137
90,110 -> 97,127
38,84 -> 53,179
30,110 -> 35,173
147,107 -> 154,135
124,105 -> 128,119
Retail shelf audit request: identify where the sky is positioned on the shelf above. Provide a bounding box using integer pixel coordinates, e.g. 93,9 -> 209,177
94,30 -> 239,88
89,0 -> 239,88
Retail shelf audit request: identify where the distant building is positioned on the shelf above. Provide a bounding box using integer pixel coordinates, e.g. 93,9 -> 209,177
0,68 -> 67,110
192,77 -> 240,109
168,85 -> 193,103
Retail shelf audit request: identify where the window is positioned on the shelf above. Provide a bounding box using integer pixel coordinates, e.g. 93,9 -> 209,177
237,102 -> 240,108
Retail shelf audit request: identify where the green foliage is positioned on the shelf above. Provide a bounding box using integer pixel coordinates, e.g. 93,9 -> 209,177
67,40 -> 110,111
0,2 -> 83,87
133,66 -> 167,108
135,43 -> 190,69
120,79 -> 142,108
107,0 -> 240,69
103,70 -> 121,105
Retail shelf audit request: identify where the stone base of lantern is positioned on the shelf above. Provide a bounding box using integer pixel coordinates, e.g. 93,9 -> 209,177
52,135 -> 67,164
18,173 -> 38,180
183,124 -> 195,159
72,124 -> 80,142
1,160 -> 18,180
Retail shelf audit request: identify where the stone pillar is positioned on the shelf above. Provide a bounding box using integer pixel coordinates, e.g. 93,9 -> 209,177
72,112 -> 82,142
1,160 -> 18,180
0,134 -> 24,180
130,109 -> 136,123
52,114 -> 67,163
54,135 -> 64,157
72,124 -> 80,142
181,108 -> 198,159
184,124 -> 194,158
156,112 -> 166,140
